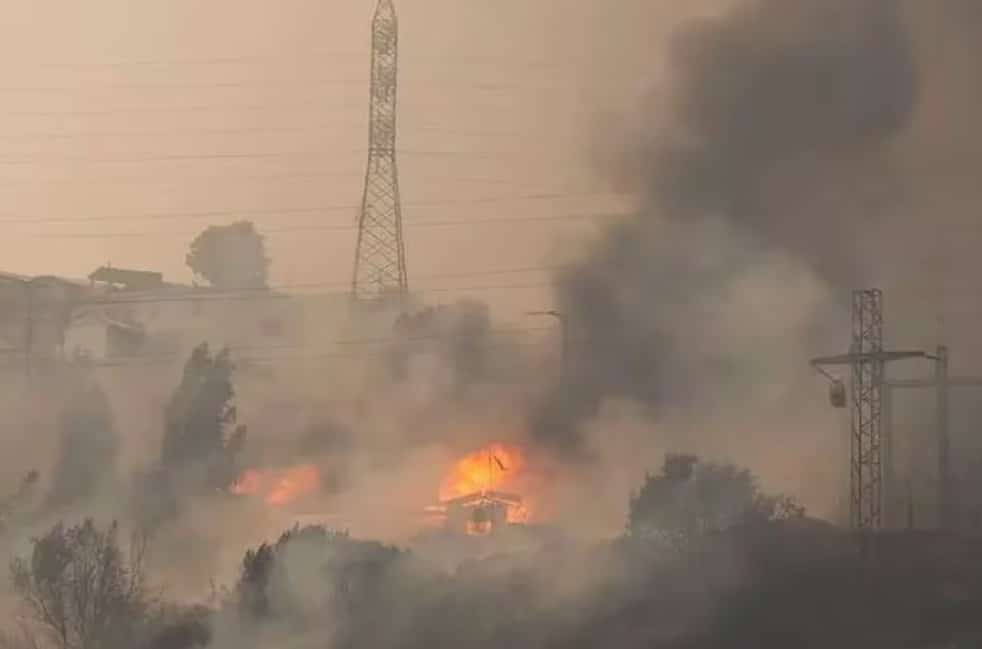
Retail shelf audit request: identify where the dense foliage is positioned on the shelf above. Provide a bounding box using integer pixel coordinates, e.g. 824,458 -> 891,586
10,453 -> 982,649
186,221 -> 268,290
161,343 -> 246,491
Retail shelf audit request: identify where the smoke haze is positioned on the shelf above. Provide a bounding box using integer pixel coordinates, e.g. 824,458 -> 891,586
3,1 -> 982,646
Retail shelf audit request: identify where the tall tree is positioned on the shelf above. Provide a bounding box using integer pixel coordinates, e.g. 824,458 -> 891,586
186,221 -> 268,290
161,343 -> 246,492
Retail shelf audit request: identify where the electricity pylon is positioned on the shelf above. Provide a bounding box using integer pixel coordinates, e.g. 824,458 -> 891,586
811,289 -> 934,530
352,0 -> 408,305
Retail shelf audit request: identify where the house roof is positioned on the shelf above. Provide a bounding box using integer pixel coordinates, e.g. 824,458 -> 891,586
88,266 -> 164,289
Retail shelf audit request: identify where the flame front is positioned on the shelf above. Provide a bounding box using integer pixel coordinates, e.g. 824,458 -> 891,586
231,464 -> 321,507
439,443 -> 524,501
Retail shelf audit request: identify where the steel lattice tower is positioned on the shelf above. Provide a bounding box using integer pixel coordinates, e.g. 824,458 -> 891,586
352,0 -> 408,304
851,289 -> 885,529
813,290 -> 937,531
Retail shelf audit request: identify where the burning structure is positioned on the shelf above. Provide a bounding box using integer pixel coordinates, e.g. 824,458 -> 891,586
440,490 -> 525,536
432,443 -> 531,536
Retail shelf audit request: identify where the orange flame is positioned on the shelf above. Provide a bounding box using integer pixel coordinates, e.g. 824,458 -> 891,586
266,465 -> 321,506
437,443 -> 535,534
230,464 -> 321,507
439,443 -> 525,501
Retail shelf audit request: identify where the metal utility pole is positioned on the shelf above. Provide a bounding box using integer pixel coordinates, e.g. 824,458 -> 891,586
811,289 -> 935,530
527,310 -> 568,382
936,345 -> 950,528
352,0 -> 408,305
884,347 -> 982,530
23,279 -> 34,382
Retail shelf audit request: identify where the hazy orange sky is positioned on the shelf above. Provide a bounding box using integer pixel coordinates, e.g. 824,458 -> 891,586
0,0 -> 727,317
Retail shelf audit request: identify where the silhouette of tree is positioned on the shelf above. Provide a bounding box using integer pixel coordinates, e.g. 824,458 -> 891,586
628,453 -> 803,548
186,221 -> 268,290
161,343 -> 246,492
234,525 -> 404,634
10,519 -> 150,649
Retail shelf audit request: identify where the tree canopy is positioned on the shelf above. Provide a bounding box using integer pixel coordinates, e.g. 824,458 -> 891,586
627,453 -> 804,548
161,343 -> 246,492
11,520 -> 149,649
186,221 -> 268,290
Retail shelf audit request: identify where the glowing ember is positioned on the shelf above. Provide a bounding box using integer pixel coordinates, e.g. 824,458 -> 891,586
439,443 -> 525,501
230,464 -> 321,506
507,502 -> 531,524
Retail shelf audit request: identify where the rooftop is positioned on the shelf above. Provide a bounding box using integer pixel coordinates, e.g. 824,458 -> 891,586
89,266 -> 164,290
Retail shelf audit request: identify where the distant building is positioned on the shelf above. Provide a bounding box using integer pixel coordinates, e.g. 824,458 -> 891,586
0,265 -> 353,370
88,266 -> 164,292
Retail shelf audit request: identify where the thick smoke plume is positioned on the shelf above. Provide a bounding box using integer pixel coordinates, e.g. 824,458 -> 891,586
536,0 -> 982,517
6,2 -> 982,645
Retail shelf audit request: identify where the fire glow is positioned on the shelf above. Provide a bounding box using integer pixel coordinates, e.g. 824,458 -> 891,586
439,442 -> 524,501
231,463 -> 321,507
437,443 -> 531,531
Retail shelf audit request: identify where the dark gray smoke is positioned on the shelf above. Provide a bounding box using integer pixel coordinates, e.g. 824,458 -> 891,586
534,0 -> 982,489
645,0 -> 916,286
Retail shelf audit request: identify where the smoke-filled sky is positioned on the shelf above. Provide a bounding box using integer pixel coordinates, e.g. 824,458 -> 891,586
4,0 -> 982,544
0,0 -> 700,317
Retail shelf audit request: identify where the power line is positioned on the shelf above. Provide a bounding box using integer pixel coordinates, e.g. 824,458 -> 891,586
0,52 -> 371,69
235,324 -> 554,351
57,334 -> 640,371
73,264 -> 559,302
0,151 -> 352,166
0,125 -> 350,141
0,124 -> 574,142
0,100 -> 337,117
57,327 -> 562,370
16,211 -> 618,239
70,279 -> 557,308
0,191 -> 623,225
0,50 -> 606,72
0,77 -> 590,95
0,147 -> 570,166
0,79 -> 368,92
0,170 -> 565,191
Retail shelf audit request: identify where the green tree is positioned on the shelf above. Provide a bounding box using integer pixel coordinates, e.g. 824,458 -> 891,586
186,221 -> 268,290
161,343 -> 246,492
627,454 -> 804,548
10,520 -> 150,649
